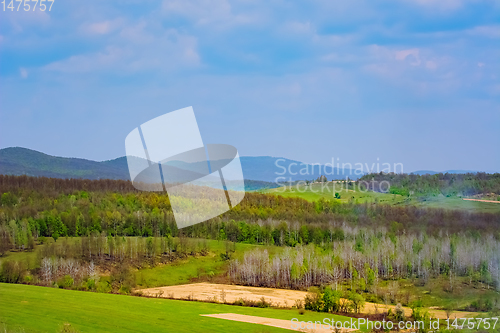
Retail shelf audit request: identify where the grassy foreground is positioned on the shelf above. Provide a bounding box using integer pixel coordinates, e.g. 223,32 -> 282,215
0,283 -> 359,333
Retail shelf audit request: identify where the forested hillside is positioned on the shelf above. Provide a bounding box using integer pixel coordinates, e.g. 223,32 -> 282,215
359,172 -> 500,197
0,147 -> 356,183
1,175 -> 499,311
1,175 -> 499,252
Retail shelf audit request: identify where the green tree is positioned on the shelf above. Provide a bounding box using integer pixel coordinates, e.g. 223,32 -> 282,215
322,287 -> 341,312
348,291 -> 365,313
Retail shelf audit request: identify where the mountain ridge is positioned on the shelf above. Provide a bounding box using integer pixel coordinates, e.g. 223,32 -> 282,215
0,147 -> 495,184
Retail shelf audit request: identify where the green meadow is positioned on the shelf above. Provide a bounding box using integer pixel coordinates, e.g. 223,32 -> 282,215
263,182 -> 402,204
263,182 -> 500,213
0,283 -> 360,333
134,241 -> 264,288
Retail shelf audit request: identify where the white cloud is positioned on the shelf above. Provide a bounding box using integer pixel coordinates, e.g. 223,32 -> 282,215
404,0 -> 464,11
80,20 -> 123,35
119,21 -> 154,43
362,45 -> 468,96
466,25 -> 500,38
43,46 -> 124,73
3,10 -> 50,33
489,84 -> 500,95
20,68 -> 28,79
161,0 -> 261,29
426,61 -> 437,70
281,21 -> 314,35
395,48 -> 421,66
43,27 -> 200,74
89,21 -> 111,34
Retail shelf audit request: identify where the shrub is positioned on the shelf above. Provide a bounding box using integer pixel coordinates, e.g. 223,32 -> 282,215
110,264 -> 136,293
0,260 -> 25,283
256,296 -> 271,308
322,287 -> 341,313
467,299 -> 494,312
393,303 -> 406,321
59,275 -> 74,289
23,275 -> 33,284
294,299 -> 304,309
410,304 -> 431,333
119,285 -> 132,294
348,291 -> 365,314
233,298 -> 246,306
304,287 -> 323,312
86,279 -> 96,291
96,281 -> 111,293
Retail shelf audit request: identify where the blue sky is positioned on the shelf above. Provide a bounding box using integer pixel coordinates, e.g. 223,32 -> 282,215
0,0 -> 499,172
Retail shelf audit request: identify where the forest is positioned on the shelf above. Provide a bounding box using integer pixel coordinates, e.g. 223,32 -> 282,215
229,231 -> 500,293
1,174 -> 499,315
1,174 -> 499,252
359,172 -> 500,197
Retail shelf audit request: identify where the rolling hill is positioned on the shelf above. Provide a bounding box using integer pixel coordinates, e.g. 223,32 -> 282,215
0,147 -> 358,184
0,147 -> 494,186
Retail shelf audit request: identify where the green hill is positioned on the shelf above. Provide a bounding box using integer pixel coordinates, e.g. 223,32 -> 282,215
262,181 -> 500,213
0,147 -> 278,190
0,147 -> 128,180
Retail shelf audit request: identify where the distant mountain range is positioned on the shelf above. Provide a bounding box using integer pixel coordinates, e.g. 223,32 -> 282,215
0,147 -> 494,186
0,147 -> 358,184
410,170 -> 485,175
0,147 -> 129,180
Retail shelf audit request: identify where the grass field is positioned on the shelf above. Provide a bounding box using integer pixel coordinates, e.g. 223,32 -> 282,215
134,241 -> 287,288
379,277 -> 500,310
410,195 -> 500,213
0,283 -> 360,333
263,182 -> 401,204
3,237 -> 498,311
134,241 -> 254,288
135,254 -> 227,288
263,183 -> 500,213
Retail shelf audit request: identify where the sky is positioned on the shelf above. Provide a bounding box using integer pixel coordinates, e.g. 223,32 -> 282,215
0,0 -> 499,173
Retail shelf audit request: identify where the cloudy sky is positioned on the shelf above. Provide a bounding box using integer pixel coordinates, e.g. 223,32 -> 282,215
0,0 -> 499,172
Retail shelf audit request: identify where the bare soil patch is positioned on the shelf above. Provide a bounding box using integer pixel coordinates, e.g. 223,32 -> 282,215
139,283 -> 479,319
201,313 -> 353,333
140,282 -> 306,307
463,198 -> 500,203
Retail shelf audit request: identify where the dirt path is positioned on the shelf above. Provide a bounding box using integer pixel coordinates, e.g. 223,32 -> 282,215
463,198 -> 500,203
201,313 -> 353,333
139,283 -> 478,319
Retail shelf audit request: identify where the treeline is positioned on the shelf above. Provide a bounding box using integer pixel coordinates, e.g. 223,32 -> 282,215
1,176 -> 500,255
229,230 -> 500,292
0,174 -> 136,195
0,175 -> 277,195
359,172 -> 500,197
0,235 -> 213,294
